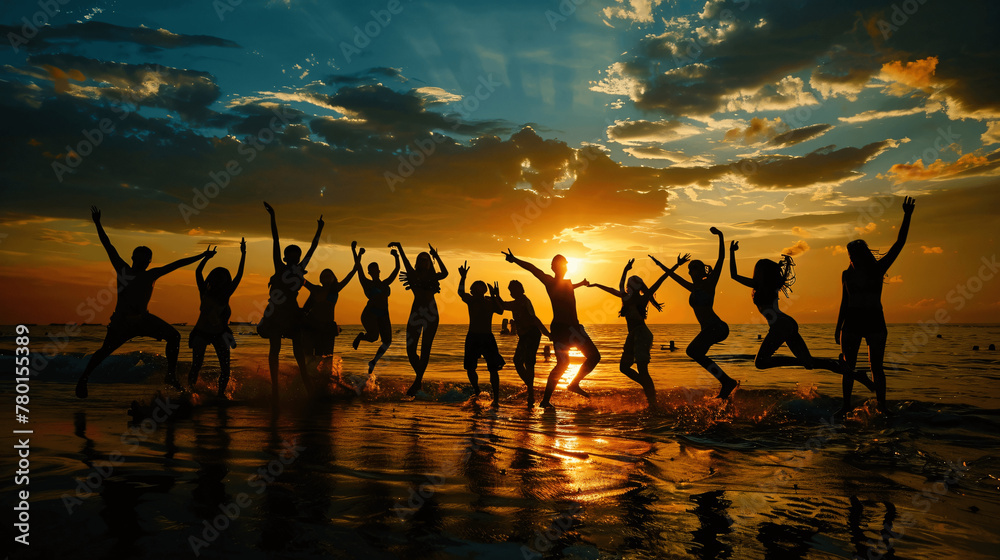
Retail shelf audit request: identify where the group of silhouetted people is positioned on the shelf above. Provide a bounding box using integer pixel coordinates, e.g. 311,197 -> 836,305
76,197 -> 916,420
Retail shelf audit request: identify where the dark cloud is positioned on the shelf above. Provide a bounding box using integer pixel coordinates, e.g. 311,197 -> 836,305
27,53 -> 223,124
0,21 -> 240,52
738,141 -> 896,189
768,123 -> 833,147
325,67 -> 406,85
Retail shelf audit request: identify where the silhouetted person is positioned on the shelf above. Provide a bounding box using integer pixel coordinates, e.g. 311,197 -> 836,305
653,228 -> 739,399
352,242 -> 400,374
501,318 -> 510,335
256,201 -> 323,400
388,242 -> 448,396
502,250 -> 598,408
589,257 -> 683,408
187,238 -> 246,398
75,206 -> 213,398
496,279 -> 551,407
729,240 -> 875,392
301,259 -> 357,380
458,262 -> 505,407
836,196 -> 915,418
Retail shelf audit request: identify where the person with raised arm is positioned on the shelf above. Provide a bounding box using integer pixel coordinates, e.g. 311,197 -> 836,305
588,256 -> 687,408
458,262 -> 505,407
652,227 -> 739,399
301,252 -> 358,380
351,241 -> 400,375
496,279 -> 551,407
388,242 -> 449,396
257,201 -> 323,400
501,250 -> 599,409
75,206 -> 214,398
187,238 -> 246,398
836,196 -> 916,418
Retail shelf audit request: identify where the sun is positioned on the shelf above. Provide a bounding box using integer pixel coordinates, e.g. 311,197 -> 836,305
564,256 -> 581,278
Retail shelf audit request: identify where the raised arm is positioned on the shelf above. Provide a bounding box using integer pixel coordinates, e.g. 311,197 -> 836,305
457,261 -> 471,302
386,249 -> 401,284
351,241 -> 368,282
729,240 -> 753,288
153,246 -> 215,278
430,243 -> 448,280
336,264 -> 358,292
502,249 -> 550,284
300,214 -> 324,270
878,196 -> 915,274
263,201 -> 281,271
231,237 -> 247,293
195,249 -> 213,292
709,227 -> 725,283
651,254 -> 695,292
647,254 -> 687,295
488,281 -> 504,314
589,283 -> 623,298
91,206 -> 127,270
389,242 -> 413,273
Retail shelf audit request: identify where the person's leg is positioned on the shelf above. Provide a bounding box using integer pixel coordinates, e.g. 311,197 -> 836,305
419,319 -> 438,374
566,325 -> 601,397
292,335 -> 313,394
635,362 -> 656,408
754,328 -> 791,369
867,335 -> 888,413
618,333 -> 642,383
687,327 -> 737,398
75,331 -> 128,398
484,334 -> 505,406
405,319 -> 423,395
513,336 -> 535,405
141,314 -> 182,388
188,340 -> 208,388
489,367 -> 500,406
354,307 -> 379,349
522,331 -> 540,406
212,337 -> 231,398
540,337 -> 570,408
369,315 -> 392,374
837,331 -> 863,418
463,333 -> 480,394
269,337 -> 281,401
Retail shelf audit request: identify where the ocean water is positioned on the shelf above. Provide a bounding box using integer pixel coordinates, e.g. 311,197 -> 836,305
1,323 -> 999,559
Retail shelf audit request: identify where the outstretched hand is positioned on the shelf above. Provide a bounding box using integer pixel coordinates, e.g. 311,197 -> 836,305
489,281 -> 500,297
263,201 -> 274,215
902,195 -> 916,215
730,240 -> 739,252
458,261 -> 469,277
390,249 -> 398,258
676,253 -> 691,267
501,248 -> 516,263
649,254 -> 665,269
204,246 -> 217,258
579,278 -> 590,287
240,237 -> 246,253
317,214 -> 324,228
90,206 -> 101,223
624,258 -> 634,271
709,226 -> 722,236
428,243 -> 438,256
388,241 -> 401,249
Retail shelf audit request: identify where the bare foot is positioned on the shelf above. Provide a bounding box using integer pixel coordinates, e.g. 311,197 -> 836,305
717,379 -> 739,399
566,383 -> 591,398
164,373 -> 182,391
538,400 -> 555,410
75,378 -> 89,399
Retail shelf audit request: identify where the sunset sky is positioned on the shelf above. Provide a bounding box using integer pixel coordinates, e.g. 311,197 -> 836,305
1,0 -> 998,326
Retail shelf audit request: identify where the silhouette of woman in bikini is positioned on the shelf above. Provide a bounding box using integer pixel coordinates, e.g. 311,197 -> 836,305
589,256 -> 686,408
653,227 -> 739,399
836,196 -> 916,418
188,238 -> 246,398
388,242 -> 449,396
728,241 -> 873,381
257,202 -> 323,400
352,242 -> 400,374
